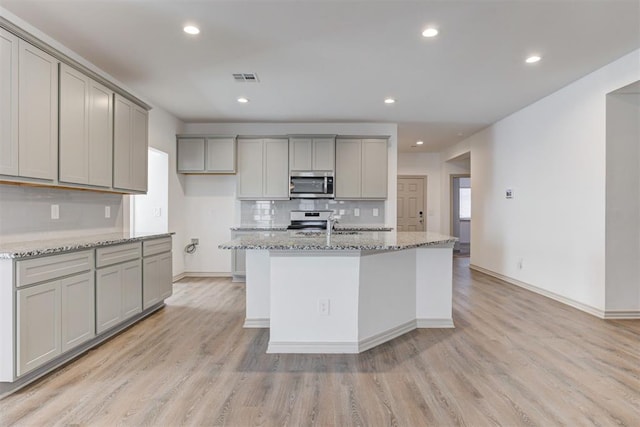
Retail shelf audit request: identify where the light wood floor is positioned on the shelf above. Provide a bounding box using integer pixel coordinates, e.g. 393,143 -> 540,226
1,258 -> 638,426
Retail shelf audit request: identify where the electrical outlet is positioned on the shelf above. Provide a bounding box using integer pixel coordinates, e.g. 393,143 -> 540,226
373,208 -> 379,217
339,209 -> 345,215
354,208 -> 360,217
51,204 -> 59,220
318,298 -> 330,316
104,206 -> 111,218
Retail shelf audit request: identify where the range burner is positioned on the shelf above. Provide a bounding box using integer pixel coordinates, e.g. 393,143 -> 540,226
286,210 -> 333,230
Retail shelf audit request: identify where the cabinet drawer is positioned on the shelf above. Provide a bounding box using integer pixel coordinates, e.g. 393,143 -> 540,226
16,250 -> 93,288
143,237 -> 172,257
96,242 -> 141,268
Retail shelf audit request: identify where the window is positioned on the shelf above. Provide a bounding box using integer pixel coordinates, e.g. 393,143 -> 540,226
459,187 -> 471,220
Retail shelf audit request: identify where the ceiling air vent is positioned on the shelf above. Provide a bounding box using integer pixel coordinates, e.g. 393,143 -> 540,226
232,73 -> 259,82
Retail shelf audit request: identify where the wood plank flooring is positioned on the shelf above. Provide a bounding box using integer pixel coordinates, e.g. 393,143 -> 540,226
1,258 -> 638,426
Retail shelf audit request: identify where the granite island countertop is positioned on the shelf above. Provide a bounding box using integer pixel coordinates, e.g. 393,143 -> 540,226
0,231 -> 174,259
231,225 -> 393,232
219,230 -> 455,251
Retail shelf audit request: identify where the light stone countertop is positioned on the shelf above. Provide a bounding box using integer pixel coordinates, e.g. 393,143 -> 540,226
0,231 -> 174,259
219,230 -> 456,251
231,225 -> 393,232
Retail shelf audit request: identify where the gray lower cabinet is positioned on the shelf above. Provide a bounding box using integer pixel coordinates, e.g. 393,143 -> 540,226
60,272 -> 95,352
237,138 -> 289,200
142,237 -> 173,309
95,243 -> 142,334
335,138 -> 388,199
176,136 -> 236,173
17,281 -> 61,377
15,251 -> 94,377
230,230 -> 251,281
1,236 -> 171,384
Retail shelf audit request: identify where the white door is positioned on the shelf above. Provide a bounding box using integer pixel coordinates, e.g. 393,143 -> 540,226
397,177 -> 425,231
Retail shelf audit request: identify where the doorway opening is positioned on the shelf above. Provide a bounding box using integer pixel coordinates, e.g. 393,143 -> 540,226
451,175 -> 471,257
131,148 -> 169,234
397,175 -> 427,231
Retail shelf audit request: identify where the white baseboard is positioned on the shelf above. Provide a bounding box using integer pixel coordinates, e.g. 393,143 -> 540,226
267,341 -> 359,354
416,318 -> 455,328
603,310 -> 640,319
244,318 -> 269,328
359,320 -> 417,352
172,272 -> 187,282
181,272 -> 232,278
469,264 -> 611,319
266,320 -> 452,354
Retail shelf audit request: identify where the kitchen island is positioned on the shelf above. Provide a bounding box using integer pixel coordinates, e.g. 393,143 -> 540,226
219,230 -> 457,354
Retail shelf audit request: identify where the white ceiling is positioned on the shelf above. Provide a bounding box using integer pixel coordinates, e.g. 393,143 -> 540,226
2,0 -> 639,152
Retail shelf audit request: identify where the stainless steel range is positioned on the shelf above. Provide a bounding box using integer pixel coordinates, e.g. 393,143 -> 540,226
287,210 -> 333,230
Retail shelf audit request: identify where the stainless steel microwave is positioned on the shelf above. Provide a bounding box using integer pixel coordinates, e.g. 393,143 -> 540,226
289,172 -> 334,199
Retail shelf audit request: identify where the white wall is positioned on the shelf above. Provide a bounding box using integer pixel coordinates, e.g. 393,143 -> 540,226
448,49 -> 640,314
181,122 -> 398,274
605,90 -> 640,312
397,152 -> 442,232
143,108 -> 186,276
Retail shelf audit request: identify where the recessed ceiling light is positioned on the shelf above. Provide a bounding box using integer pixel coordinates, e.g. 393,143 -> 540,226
416,140 -> 424,145
422,28 -> 439,38
237,97 -> 249,103
525,55 -> 541,64
384,98 -> 396,104
183,25 -> 200,35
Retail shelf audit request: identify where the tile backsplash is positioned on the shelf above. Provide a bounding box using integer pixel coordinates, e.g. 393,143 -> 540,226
0,184 -> 123,241
240,199 -> 385,227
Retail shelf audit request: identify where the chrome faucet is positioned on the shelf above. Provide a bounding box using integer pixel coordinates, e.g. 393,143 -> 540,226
326,213 -> 339,243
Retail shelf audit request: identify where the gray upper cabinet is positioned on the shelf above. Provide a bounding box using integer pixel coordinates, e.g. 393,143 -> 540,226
59,64 -> 89,184
18,39 -> 58,181
1,23 -> 148,194
335,139 -> 362,199
113,94 -> 148,193
336,138 -> 388,199
59,64 -> 114,188
289,137 -> 335,172
87,80 -> 114,187
0,28 -> 19,176
177,138 -> 205,172
206,138 -> 236,173
361,139 -> 388,198
237,138 -> 289,200
176,136 -> 236,173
